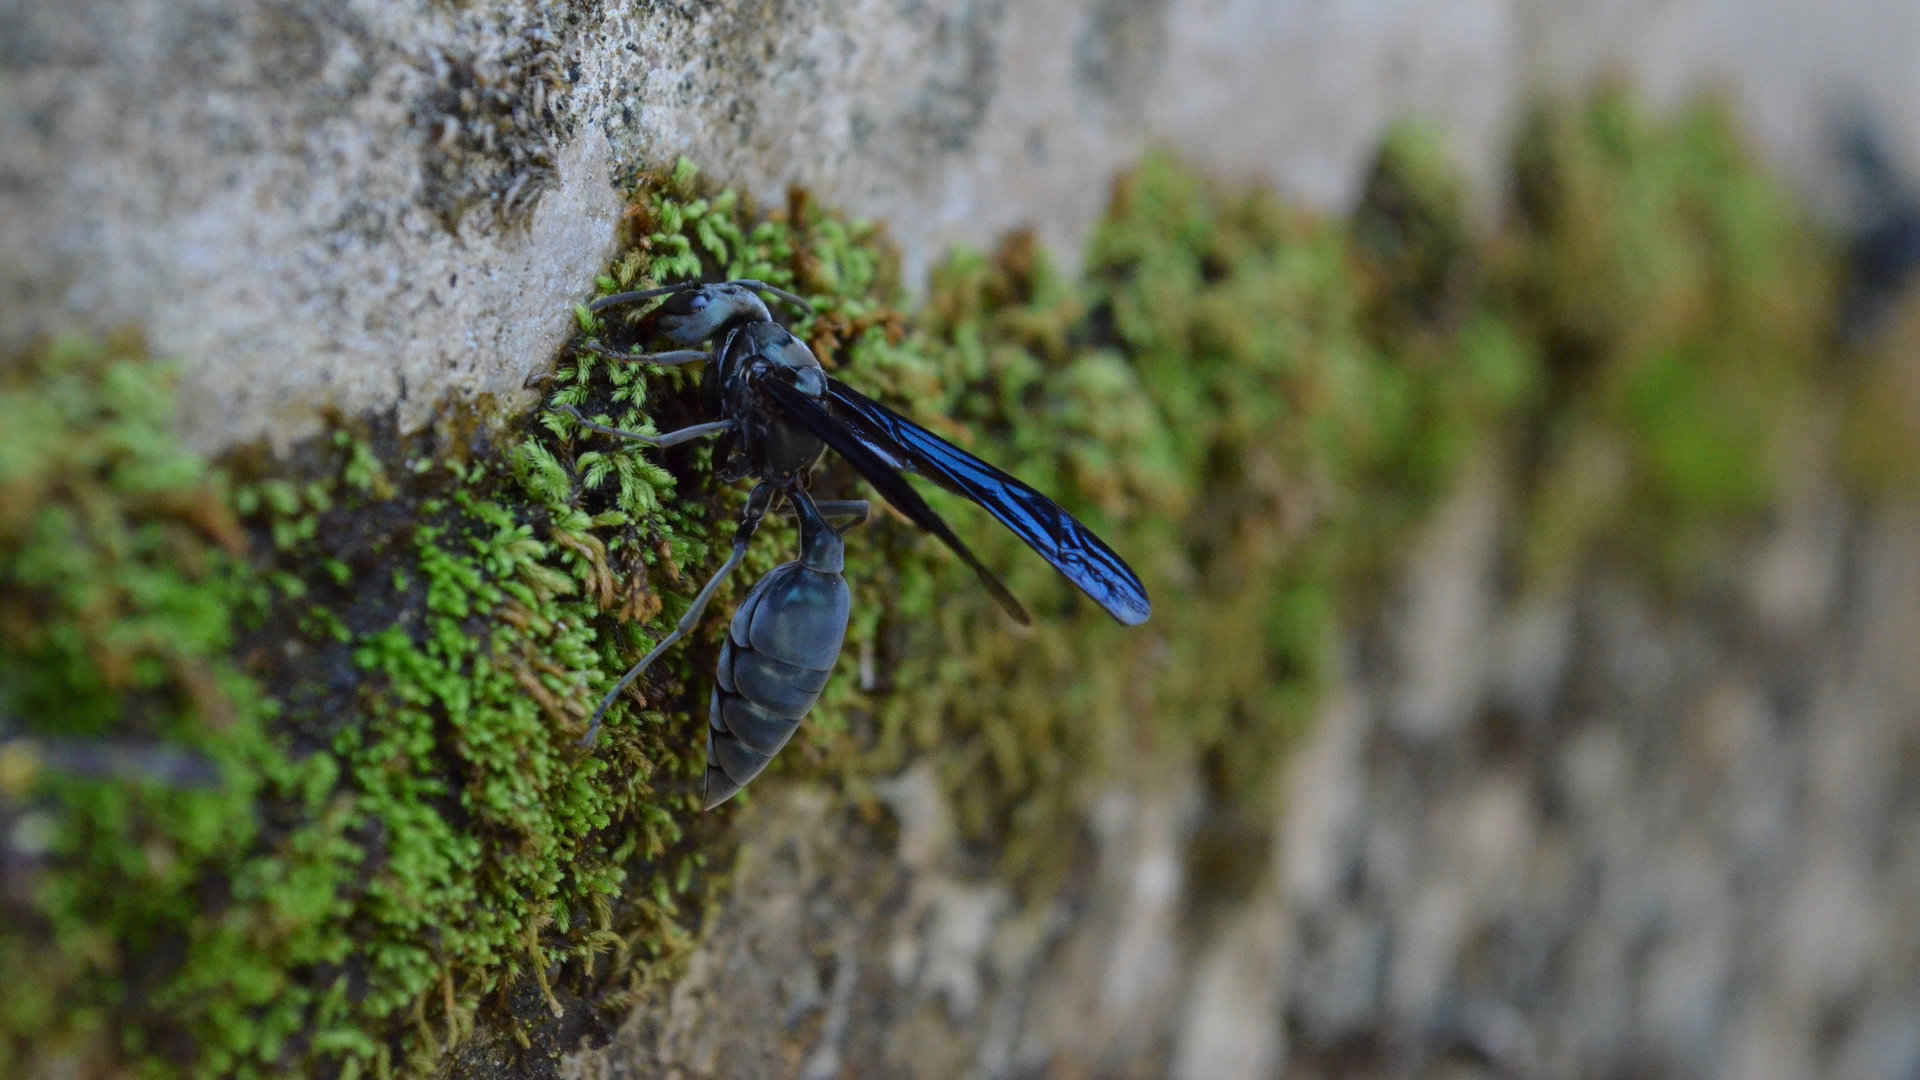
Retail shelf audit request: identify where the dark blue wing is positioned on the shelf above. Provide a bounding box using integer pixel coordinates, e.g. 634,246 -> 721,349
755,375 -> 1033,625
823,378 -> 1150,626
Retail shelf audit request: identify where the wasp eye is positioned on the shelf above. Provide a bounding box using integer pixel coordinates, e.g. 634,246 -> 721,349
664,290 -> 710,315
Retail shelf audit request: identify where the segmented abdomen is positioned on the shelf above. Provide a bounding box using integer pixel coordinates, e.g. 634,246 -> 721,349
703,560 -> 850,808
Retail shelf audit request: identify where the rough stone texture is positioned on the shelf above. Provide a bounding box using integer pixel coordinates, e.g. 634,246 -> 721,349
2,1 -> 621,452
6,0 -> 1916,453
584,463 -> 1920,1080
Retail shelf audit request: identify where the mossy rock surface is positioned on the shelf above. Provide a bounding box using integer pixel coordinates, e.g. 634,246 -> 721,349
0,91 -> 1879,1077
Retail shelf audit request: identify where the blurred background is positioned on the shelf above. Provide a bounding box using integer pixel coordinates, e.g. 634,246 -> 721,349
3,1 -> 1918,1077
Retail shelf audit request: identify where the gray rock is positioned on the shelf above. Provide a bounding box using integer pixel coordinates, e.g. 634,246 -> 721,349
10,0 -> 1914,455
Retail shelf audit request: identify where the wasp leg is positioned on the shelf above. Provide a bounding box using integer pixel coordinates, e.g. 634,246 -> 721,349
574,341 -> 709,367
581,483 -> 777,747
811,499 -> 870,532
559,405 -> 731,448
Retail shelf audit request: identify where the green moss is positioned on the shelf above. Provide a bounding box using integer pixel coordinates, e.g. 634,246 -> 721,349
0,93 -> 1868,1076
0,335 -> 338,1075
805,151 -> 1529,872
1500,90 -> 1835,582
0,324 -> 733,1073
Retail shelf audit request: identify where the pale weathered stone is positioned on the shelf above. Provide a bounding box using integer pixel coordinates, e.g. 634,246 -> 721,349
9,0 -> 1916,455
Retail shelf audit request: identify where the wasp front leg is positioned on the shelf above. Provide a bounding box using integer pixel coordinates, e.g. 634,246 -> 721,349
559,405 -> 731,449
573,340 -> 710,367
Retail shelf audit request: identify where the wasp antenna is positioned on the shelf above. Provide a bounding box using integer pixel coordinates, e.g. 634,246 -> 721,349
587,280 -> 706,312
734,279 -> 812,314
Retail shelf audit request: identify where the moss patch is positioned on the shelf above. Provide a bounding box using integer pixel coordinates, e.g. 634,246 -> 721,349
0,89 -> 1875,1077
1499,92 -> 1837,584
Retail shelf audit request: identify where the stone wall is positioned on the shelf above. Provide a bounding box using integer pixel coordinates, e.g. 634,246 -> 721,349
5,4 -> 1918,1078
592,460 -> 1919,1079
6,1 -> 1916,452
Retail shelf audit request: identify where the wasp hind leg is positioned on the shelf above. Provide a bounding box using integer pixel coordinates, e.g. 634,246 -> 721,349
812,500 -> 871,532
579,483 -> 777,746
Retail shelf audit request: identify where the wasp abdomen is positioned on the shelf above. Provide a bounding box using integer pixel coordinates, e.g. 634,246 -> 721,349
703,561 -> 850,807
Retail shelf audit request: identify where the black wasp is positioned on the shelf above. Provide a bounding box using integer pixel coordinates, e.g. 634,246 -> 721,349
565,278 -> 1150,807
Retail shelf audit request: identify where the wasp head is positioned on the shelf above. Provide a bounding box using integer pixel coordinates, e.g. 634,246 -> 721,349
654,283 -> 774,346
